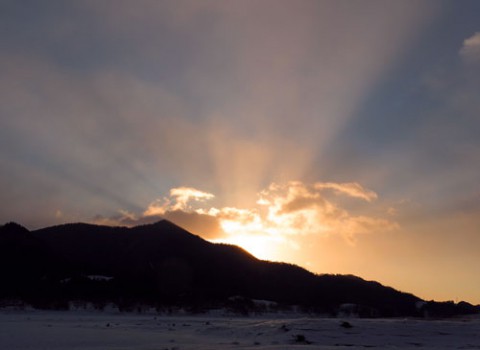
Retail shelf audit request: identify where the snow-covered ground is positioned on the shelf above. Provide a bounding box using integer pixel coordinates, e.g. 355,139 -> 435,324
1,310 -> 479,349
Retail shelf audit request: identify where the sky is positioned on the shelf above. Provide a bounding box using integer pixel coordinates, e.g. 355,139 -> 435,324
1,0 -> 480,304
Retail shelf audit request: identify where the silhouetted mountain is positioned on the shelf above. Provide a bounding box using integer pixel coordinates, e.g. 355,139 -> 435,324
0,220 -> 476,316
0,222 -> 68,301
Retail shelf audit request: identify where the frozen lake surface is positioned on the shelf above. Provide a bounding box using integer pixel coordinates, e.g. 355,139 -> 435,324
1,310 -> 479,349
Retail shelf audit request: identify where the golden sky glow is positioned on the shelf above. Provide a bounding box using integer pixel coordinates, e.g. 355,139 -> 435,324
95,182 -> 400,275
92,178 -> 480,304
1,1 -> 480,305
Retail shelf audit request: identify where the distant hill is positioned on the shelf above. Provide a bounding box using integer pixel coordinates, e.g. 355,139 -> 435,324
0,220 -> 477,317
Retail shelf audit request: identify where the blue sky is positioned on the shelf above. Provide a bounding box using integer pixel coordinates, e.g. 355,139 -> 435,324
1,0 -> 480,303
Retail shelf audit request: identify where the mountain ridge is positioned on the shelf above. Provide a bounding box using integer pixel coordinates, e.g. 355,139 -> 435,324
1,220 -> 477,317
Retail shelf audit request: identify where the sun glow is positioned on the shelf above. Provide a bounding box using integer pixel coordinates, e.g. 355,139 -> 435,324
212,233 -> 282,261
214,212 -> 281,261
97,182 -> 396,265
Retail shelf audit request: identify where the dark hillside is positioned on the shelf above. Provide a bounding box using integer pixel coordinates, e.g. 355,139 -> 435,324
2,220 -> 470,316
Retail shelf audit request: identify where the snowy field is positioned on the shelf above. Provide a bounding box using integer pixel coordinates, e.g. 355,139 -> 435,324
1,310 -> 479,349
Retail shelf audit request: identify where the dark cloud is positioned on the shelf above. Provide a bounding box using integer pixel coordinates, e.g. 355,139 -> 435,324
162,210 -> 224,239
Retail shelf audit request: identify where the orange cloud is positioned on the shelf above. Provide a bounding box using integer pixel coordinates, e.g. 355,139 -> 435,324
314,182 -> 378,202
256,181 -> 395,242
213,207 -> 264,237
143,187 -> 215,217
169,187 -> 215,210
161,210 -> 223,239
92,181 -> 397,254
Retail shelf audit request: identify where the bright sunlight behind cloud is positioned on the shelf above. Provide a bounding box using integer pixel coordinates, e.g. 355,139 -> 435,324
3,0 -> 479,304
94,181 -> 397,260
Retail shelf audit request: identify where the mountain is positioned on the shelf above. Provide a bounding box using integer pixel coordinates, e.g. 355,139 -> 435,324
0,220 -> 476,316
0,222 -> 69,298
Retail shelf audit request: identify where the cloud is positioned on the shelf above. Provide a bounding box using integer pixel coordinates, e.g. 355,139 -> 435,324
168,187 -> 215,211
143,186 -> 215,215
214,207 -> 264,237
161,210 -> 223,239
93,181 -> 396,249
138,187 -> 221,238
314,182 -> 378,202
257,181 -> 396,243
140,189 -> 263,239
92,186 -> 223,239
460,32 -> 480,63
